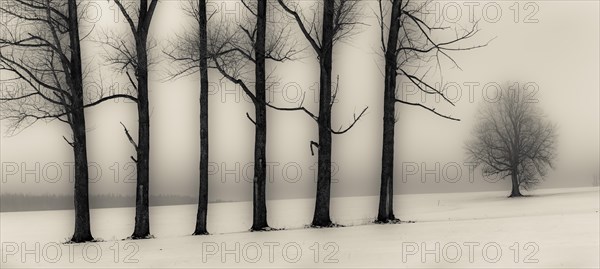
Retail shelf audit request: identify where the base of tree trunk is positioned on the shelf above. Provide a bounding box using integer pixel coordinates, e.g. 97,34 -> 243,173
311,215 -> 335,228
250,225 -> 271,232
508,192 -> 523,198
375,217 -> 401,224
310,222 -> 342,229
128,234 -> 154,240
251,226 -> 279,232
311,221 -> 332,228
193,221 -> 208,235
375,219 -> 415,225
192,230 -> 209,236
376,211 -> 397,223
69,233 -> 94,243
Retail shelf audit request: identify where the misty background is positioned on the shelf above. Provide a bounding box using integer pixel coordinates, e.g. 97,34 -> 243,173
1,0 -> 598,208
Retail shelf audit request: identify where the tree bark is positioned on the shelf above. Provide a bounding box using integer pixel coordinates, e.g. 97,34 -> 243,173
132,0 -> 151,239
68,0 -> 94,243
70,114 -> 93,242
377,0 -> 401,223
251,0 -> 269,231
509,171 -> 522,197
509,120 -> 522,198
194,0 -> 209,235
312,0 -> 334,227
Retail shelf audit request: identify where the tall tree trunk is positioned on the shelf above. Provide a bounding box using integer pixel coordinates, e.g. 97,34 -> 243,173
312,0 -> 334,227
194,0 -> 209,235
377,0 -> 401,223
68,0 -> 94,243
132,0 -> 151,239
132,55 -> 150,238
251,0 -> 269,231
70,115 -> 93,242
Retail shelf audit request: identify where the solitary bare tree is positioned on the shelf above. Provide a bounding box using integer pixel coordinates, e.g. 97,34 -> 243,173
277,0 -> 367,227
466,86 -> 557,197
375,0 -> 487,222
100,0 -> 159,239
201,0 -> 301,231
0,0 -> 136,242
163,0 -> 211,235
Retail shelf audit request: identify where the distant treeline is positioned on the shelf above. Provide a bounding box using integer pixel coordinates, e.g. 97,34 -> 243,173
0,194 -> 224,212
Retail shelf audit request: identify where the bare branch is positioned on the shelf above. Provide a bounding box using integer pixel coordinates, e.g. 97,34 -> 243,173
331,106 -> 368,135
246,112 -> 256,125
310,140 -> 319,156
112,0 -> 137,36
395,98 -> 460,121
62,135 -> 74,147
120,122 -> 138,151
277,0 -> 322,54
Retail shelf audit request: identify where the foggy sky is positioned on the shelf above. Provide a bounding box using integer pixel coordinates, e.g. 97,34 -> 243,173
1,0 -> 598,202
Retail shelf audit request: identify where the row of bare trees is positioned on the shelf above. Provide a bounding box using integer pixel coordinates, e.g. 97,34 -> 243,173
1,0 -> 491,242
166,0 -> 369,231
0,0 -> 159,241
0,0 -> 139,242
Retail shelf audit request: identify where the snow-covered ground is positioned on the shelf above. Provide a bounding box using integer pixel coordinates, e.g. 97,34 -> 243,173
1,187 -> 598,268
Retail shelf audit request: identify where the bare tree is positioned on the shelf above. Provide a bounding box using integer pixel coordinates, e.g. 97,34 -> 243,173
277,0 -> 367,227
466,86 -> 557,197
163,0 -> 211,235
100,0 -> 159,239
251,0 -> 269,231
374,0 -> 487,222
194,0 -> 210,236
0,0 -> 136,242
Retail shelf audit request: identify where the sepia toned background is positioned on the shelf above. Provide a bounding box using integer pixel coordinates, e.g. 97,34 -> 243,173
1,0 -> 598,202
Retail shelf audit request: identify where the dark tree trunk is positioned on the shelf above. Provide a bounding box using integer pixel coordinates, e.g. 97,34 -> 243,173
510,122 -> 523,197
194,0 -> 209,235
251,0 -> 269,231
509,171 -> 522,197
377,0 -> 401,223
68,0 -> 94,243
132,0 -> 151,239
509,128 -> 522,197
70,115 -> 93,242
312,0 -> 334,227
132,58 -> 150,238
